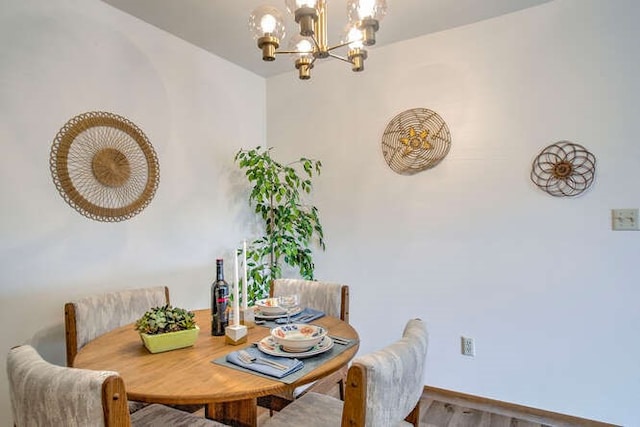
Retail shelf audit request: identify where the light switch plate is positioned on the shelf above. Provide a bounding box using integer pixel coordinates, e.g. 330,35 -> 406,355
611,209 -> 639,231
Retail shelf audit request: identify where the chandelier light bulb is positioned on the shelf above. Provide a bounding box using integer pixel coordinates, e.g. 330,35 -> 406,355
290,36 -> 314,58
344,26 -> 364,49
358,0 -> 374,19
285,0 -> 318,15
249,5 -> 286,40
261,14 -> 277,33
347,0 -> 387,21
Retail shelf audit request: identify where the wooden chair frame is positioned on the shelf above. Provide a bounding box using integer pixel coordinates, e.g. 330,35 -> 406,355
101,374 -> 132,426
341,362 -> 420,427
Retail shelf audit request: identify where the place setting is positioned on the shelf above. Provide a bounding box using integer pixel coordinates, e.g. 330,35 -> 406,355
257,323 -> 333,359
225,345 -> 304,379
254,295 -> 326,324
253,297 -> 303,320
216,293 -> 356,382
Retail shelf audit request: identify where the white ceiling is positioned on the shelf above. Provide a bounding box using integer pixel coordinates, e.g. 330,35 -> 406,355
101,0 -> 553,78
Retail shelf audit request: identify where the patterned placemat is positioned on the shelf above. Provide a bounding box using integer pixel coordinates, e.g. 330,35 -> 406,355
212,337 -> 357,384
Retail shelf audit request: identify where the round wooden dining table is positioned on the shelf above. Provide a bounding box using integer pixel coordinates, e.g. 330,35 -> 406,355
73,309 -> 359,427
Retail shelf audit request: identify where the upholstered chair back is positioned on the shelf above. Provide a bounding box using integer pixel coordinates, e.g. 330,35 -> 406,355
65,286 -> 169,366
343,318 -> 428,427
270,278 -> 349,322
7,344 -> 130,426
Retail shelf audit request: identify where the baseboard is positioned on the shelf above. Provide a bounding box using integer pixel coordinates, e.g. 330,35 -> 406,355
423,385 -> 620,427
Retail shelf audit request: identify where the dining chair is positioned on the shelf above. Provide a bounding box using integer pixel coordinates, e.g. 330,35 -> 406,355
64,286 -> 169,367
270,278 -> 349,323
259,278 -> 350,413
6,345 -> 228,427
64,285 -> 201,413
262,318 -> 429,427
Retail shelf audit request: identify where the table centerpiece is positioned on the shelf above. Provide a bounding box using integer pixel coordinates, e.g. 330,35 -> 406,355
135,305 -> 199,353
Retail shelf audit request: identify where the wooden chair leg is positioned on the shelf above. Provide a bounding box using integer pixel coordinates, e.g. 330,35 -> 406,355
404,401 -> 420,427
338,377 -> 345,400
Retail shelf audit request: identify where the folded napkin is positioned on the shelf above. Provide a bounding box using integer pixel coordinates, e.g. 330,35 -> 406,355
275,307 -> 325,324
226,347 -> 303,379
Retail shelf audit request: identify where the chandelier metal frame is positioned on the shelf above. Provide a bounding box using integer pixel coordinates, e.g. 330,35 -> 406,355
249,0 -> 386,80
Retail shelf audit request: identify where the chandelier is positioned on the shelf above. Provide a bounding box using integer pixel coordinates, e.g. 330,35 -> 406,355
249,0 -> 387,80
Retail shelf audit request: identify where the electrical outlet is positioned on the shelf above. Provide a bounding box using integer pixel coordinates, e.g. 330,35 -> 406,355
612,208 -> 639,230
461,336 -> 475,357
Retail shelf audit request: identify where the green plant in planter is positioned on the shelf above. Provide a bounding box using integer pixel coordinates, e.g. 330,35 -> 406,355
135,305 -> 196,335
235,146 -> 325,305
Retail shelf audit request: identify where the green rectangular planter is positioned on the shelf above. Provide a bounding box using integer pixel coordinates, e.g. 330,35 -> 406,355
140,325 -> 200,354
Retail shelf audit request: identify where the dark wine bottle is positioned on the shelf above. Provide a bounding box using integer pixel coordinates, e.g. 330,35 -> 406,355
211,259 -> 229,336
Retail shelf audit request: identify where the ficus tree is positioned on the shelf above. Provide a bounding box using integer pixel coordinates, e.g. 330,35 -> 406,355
234,146 -> 325,304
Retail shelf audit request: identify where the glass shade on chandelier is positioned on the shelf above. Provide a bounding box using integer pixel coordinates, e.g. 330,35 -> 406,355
289,35 -> 315,79
248,5 -> 286,61
249,0 -> 387,80
286,0 -> 318,36
343,26 -> 366,72
347,0 -> 387,45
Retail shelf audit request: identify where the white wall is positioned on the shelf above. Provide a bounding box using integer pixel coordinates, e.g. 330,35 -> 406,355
0,0 -> 265,423
2,0 -> 638,425
266,0 -> 639,425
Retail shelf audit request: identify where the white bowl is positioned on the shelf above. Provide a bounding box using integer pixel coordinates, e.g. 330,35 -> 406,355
271,323 -> 327,353
255,298 -> 284,315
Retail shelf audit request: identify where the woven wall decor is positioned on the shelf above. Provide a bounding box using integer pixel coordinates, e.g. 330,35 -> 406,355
530,140 -> 596,197
49,111 -> 160,222
381,108 -> 451,175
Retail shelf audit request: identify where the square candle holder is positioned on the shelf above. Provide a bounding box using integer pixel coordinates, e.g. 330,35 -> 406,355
225,324 -> 248,346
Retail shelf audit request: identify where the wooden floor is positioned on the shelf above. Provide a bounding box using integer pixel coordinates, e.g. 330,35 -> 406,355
256,386 -> 615,427
420,387 -> 617,427
420,397 -> 551,427
257,395 -> 551,427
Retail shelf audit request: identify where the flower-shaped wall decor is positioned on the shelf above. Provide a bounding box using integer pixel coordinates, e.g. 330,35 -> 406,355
530,141 -> 596,197
381,108 -> 451,175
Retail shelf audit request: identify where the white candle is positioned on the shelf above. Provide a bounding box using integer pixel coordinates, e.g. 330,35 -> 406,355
242,240 -> 248,309
233,248 -> 240,326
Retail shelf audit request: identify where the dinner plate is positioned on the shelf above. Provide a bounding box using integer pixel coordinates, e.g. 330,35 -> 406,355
254,305 -> 302,319
257,336 -> 334,358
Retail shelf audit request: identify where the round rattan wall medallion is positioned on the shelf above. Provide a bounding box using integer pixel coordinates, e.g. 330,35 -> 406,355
530,140 -> 596,197
49,111 -> 160,222
381,108 -> 451,175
